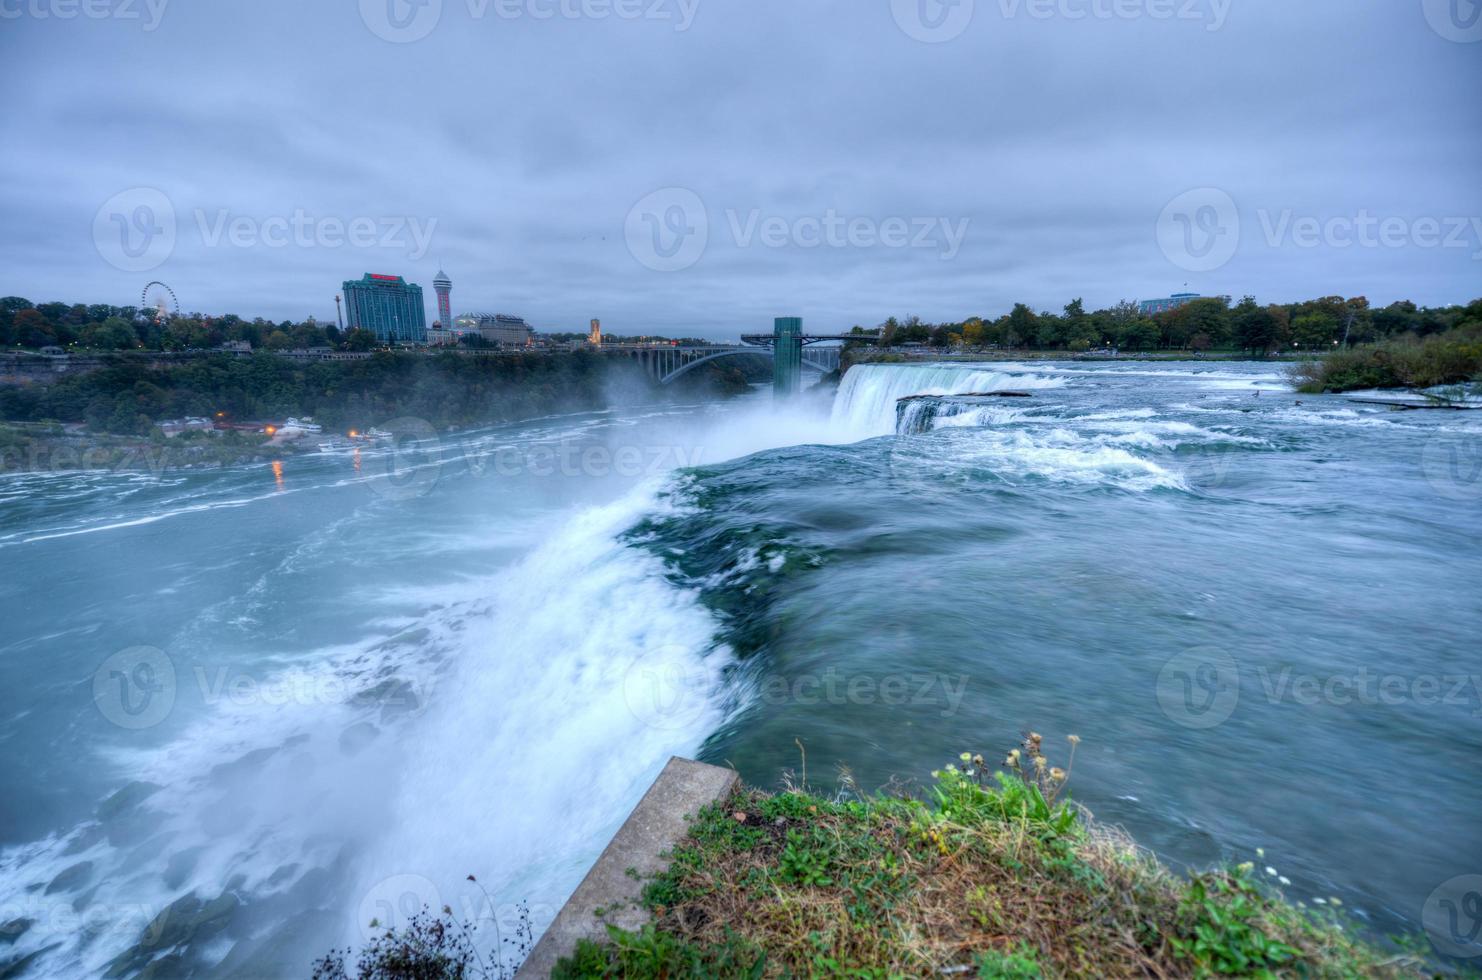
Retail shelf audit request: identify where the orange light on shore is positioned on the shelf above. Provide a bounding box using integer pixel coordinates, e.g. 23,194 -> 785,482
265,425 -> 277,435
348,430 -> 358,438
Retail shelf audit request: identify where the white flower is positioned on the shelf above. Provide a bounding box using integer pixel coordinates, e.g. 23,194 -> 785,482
1265,867 -> 1278,877
1313,898 -> 1326,905
1279,876 -> 1291,886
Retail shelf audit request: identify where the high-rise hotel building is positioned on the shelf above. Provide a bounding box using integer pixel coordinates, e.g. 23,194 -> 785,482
342,273 -> 427,344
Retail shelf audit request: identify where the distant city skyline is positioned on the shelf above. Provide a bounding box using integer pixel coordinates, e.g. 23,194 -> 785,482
2,1 -> 1478,340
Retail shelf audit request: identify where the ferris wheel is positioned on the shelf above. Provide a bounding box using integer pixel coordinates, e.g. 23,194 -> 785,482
140,281 -> 179,321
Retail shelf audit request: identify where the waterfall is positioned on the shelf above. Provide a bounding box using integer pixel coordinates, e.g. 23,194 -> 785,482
829,364 -> 1017,437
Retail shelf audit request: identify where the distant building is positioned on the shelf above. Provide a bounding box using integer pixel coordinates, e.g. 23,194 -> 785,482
588,318 -> 602,346
428,323 -> 456,346
456,312 -> 534,348
1139,293 -> 1201,315
342,273 -> 427,344
433,269 -> 453,333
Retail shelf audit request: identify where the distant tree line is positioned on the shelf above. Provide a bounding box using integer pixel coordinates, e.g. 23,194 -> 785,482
0,296 -> 370,353
0,348 -> 763,436
853,295 -> 1482,356
0,297 -> 732,355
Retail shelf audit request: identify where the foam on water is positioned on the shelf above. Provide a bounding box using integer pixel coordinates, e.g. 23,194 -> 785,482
345,483 -> 739,948
10,361 -> 1426,977
832,364 -> 1059,437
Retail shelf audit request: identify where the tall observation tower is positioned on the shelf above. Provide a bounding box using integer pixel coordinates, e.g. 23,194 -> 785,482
433,268 -> 453,331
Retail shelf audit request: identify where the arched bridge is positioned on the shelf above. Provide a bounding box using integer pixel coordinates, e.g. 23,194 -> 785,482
611,344 -> 843,385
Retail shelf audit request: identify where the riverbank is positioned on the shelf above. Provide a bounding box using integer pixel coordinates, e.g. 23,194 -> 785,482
0,350 -> 766,438
549,742 -> 1426,978
1287,330 -> 1482,394
319,736 -> 1430,978
0,350 -> 769,476
0,420 -> 308,476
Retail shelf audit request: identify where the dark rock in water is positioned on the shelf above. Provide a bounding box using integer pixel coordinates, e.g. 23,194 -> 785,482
44,860 -> 93,894
61,822 -> 107,856
193,893 -> 240,940
895,392 -> 1034,435
371,627 -> 430,653
285,866 -> 336,908
133,953 -> 188,980
338,721 -> 379,756
0,919 -> 33,946
135,894 -> 205,954
201,796 -> 255,837
163,847 -> 205,890
71,885 -> 99,913
209,746 -> 279,780
209,907 -> 340,980
898,390 -> 1033,400
120,834 -> 170,873
0,943 -> 61,979
106,891 -> 242,978
265,862 -> 300,888
355,677 -> 421,719
97,781 -> 162,820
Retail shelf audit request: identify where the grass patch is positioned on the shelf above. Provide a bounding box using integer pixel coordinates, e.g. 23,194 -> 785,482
555,735 -> 1429,979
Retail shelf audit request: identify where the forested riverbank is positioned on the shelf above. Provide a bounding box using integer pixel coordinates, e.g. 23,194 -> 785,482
0,350 -> 767,436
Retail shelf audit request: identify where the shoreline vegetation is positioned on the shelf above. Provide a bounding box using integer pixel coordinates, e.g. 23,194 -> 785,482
5,294 -> 1479,359
1285,329 -> 1482,396
0,351 -> 768,475
552,741 -> 1432,979
320,737 -> 1443,979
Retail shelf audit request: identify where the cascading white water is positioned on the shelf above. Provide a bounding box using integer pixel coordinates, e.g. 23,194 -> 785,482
346,483 -> 737,960
830,364 -> 1023,437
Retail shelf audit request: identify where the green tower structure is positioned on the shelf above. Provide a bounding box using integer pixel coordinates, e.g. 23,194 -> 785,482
773,317 -> 803,397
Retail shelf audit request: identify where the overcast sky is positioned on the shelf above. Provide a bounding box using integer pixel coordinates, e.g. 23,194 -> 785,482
2,0 -> 1479,339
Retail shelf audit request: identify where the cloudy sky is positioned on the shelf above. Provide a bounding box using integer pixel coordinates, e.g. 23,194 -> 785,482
2,0 -> 1479,339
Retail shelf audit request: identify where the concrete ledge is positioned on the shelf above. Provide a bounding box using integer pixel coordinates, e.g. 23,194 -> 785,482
516,757 -> 739,978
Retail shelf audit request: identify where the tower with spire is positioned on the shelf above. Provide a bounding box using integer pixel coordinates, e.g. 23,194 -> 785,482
433,268 -> 453,334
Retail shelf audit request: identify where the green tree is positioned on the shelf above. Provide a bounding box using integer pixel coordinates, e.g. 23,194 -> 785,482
1292,312 -> 1339,349
13,309 -> 55,347
343,329 -> 377,352
1006,304 -> 1037,349
1117,319 -> 1159,351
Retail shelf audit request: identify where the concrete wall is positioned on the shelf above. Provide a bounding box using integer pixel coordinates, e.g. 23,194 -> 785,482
515,758 -> 738,978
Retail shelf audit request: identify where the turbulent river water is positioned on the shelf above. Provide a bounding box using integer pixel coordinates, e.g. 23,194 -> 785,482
1,360 -> 1479,977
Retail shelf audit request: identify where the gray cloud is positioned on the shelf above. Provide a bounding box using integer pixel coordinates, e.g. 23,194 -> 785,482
1,0 -> 1478,338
